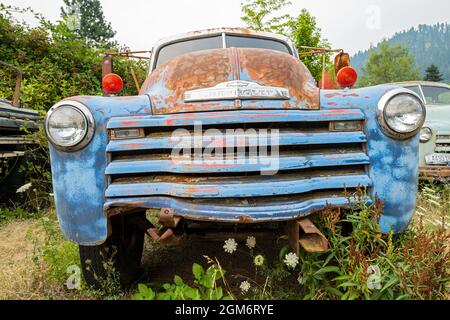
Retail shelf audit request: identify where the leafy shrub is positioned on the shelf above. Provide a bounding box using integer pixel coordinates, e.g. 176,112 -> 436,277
37,217 -> 80,285
0,5 -> 147,212
0,206 -> 39,223
133,260 -> 233,300
293,189 -> 450,300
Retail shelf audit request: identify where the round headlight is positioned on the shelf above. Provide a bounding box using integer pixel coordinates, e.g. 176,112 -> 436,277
45,101 -> 95,151
377,89 -> 426,139
420,127 -> 432,143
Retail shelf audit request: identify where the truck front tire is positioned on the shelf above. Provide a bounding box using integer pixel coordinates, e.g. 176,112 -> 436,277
79,213 -> 146,289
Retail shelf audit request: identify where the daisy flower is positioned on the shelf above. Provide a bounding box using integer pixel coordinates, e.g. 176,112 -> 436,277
246,236 -> 256,249
283,252 -> 299,269
239,281 -> 251,294
223,238 -> 237,254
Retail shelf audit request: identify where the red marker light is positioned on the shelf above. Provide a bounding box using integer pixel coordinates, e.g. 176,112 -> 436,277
336,66 -> 358,88
102,73 -> 123,95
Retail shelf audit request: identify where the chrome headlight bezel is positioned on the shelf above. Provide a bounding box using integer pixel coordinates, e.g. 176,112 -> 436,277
420,127 -> 433,143
45,100 -> 95,151
377,88 -> 426,140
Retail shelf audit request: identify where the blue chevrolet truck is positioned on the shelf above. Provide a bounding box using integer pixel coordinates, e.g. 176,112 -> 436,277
45,28 -> 425,287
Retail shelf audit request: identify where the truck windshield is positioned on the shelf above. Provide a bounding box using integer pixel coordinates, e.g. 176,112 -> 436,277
155,35 -> 292,67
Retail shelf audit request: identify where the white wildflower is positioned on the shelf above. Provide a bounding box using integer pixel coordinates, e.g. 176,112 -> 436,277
223,238 -> 237,254
246,236 -> 256,249
253,255 -> 264,267
240,281 -> 251,294
283,252 -> 299,269
16,183 -> 32,194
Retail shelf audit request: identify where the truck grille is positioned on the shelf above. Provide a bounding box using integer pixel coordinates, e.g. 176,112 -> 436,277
104,109 -> 371,221
435,132 -> 450,154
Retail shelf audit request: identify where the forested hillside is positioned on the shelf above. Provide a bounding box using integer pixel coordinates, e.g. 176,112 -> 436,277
352,23 -> 450,82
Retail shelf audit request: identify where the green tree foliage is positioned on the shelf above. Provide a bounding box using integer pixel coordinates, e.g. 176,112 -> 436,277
61,0 -> 116,48
0,5 -> 147,210
289,9 -> 330,81
424,64 -> 444,82
0,5 -> 145,113
241,0 -> 292,34
359,41 -> 421,86
241,0 -> 330,80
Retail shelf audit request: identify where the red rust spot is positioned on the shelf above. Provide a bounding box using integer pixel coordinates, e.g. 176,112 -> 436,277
343,93 -> 359,97
184,186 -> 219,194
121,143 -> 145,148
324,93 -> 341,98
327,102 -> 338,106
121,121 -> 139,126
239,215 -> 254,222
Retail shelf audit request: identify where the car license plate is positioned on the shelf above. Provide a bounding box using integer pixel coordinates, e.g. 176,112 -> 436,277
425,153 -> 450,165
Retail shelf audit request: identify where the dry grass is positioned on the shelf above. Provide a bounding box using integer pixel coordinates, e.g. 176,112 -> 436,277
0,218 -> 91,300
0,219 -> 45,299
414,185 -> 450,230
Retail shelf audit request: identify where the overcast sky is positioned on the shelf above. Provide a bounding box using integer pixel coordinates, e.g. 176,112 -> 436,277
2,0 -> 449,54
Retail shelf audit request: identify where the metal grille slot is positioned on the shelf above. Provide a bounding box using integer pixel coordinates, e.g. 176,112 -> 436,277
436,133 -> 450,153
105,109 -> 371,220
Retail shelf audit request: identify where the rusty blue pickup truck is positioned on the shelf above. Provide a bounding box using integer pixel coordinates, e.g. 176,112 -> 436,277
45,28 -> 425,287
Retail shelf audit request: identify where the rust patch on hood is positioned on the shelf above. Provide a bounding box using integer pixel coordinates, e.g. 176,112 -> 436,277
237,48 -> 319,109
142,48 -> 319,114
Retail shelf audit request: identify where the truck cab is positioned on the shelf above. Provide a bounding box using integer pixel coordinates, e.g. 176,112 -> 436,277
45,28 -> 425,288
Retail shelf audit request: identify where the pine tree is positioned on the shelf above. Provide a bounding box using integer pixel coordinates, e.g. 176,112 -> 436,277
424,64 -> 444,82
61,0 -> 116,47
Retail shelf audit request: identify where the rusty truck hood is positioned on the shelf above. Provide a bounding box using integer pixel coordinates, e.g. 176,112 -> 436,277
141,48 -> 319,114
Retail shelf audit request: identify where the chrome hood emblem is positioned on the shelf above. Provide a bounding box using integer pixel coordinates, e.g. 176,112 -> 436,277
183,80 -> 290,102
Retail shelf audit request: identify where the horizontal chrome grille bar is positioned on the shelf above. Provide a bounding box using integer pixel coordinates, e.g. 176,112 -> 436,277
104,190 -> 372,222
106,152 -> 369,175
105,171 -> 372,198
106,130 -> 366,152
107,109 -> 365,129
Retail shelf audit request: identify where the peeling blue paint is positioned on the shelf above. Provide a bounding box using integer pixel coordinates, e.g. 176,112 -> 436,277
321,85 -> 420,233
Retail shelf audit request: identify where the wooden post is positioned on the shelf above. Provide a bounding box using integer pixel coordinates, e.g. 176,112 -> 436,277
102,55 -> 113,96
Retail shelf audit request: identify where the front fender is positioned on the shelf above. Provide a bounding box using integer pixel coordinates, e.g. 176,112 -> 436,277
321,85 -> 420,233
49,95 -> 151,245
